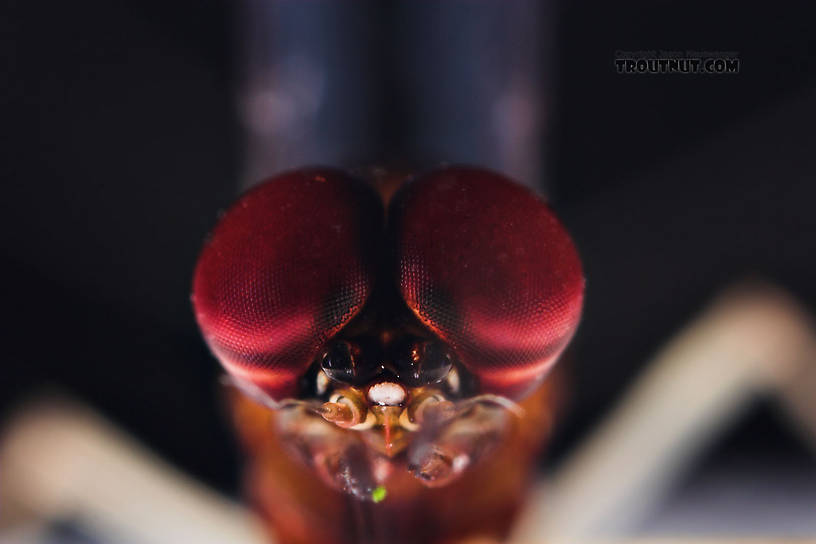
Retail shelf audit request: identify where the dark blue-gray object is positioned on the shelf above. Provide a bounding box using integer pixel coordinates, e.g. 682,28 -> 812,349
238,1 -> 550,191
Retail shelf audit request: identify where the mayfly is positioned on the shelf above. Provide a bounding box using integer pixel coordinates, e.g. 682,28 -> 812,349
192,166 -> 584,544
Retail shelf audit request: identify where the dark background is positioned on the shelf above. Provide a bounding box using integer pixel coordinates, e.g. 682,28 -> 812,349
2,0 -> 815,495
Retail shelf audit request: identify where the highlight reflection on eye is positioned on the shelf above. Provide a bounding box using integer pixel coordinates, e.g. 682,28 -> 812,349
320,339 -> 383,385
392,337 -> 454,387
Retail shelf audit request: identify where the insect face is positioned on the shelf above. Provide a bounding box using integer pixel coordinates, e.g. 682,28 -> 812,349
192,166 -> 584,498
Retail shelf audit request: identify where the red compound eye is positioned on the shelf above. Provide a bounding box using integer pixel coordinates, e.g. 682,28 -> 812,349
192,169 -> 383,399
391,167 -> 584,398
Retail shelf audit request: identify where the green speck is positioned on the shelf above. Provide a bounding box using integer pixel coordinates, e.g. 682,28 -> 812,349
371,485 -> 387,503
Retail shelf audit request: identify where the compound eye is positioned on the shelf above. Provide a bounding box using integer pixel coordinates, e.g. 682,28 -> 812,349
192,169 -> 383,399
320,339 -> 383,385
392,337 -> 454,387
390,167 -> 584,399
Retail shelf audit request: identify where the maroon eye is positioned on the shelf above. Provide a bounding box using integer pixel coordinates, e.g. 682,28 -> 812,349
192,169 -> 383,399
390,167 -> 584,398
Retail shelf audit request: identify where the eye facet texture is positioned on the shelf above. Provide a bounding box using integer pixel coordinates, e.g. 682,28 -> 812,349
391,167 -> 584,398
192,169 -> 383,398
